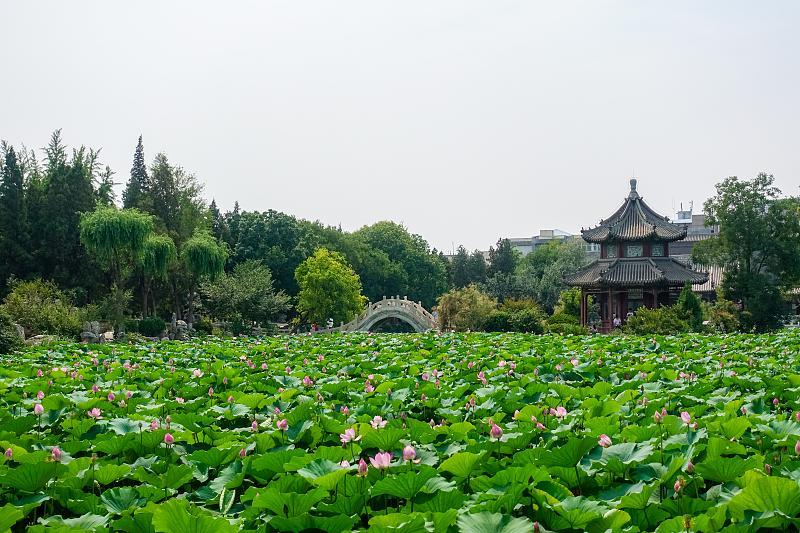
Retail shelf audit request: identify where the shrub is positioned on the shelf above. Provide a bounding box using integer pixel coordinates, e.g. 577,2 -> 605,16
139,317 -> 167,337
193,316 -> 214,336
2,279 -> 82,338
485,300 -> 546,333
437,285 -> 497,332
0,310 -> 23,354
703,296 -> 741,333
546,322 -> 589,335
624,305 -> 691,335
676,282 -> 704,331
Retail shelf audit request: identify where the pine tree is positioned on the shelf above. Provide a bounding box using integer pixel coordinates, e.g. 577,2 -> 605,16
123,136 -> 149,210
0,146 -> 31,288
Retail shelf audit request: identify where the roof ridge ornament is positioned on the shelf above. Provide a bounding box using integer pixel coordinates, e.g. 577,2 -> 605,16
628,178 -> 640,199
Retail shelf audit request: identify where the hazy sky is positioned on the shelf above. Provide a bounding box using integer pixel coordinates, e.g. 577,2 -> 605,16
2,2 -> 798,252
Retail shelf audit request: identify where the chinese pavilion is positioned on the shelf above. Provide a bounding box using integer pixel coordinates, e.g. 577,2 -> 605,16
565,179 -> 708,330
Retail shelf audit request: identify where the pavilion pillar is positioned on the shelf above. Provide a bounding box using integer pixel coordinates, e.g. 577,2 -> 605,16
653,289 -> 658,309
580,290 -> 587,326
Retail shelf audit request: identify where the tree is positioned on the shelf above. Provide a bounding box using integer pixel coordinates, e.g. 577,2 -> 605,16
234,210 -> 318,295
355,221 -> 448,308
488,238 -> 517,277
147,153 -> 208,246
554,287 -> 583,320
451,246 -> 470,288
123,136 -> 150,210
37,131 -> 99,295
295,248 -> 366,325
139,234 -> 177,316
181,232 -> 227,325
436,285 -> 497,332
694,173 -> 800,331
676,282 -> 703,331
0,145 -> 30,288
515,240 -> 589,312
466,251 -> 488,285
79,206 -> 154,286
201,260 -> 290,331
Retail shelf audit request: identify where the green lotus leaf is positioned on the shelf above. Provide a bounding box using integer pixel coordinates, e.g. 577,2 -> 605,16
456,512 -> 534,533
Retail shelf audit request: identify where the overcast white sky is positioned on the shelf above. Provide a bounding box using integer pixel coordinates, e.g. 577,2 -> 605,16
2,2 -> 798,252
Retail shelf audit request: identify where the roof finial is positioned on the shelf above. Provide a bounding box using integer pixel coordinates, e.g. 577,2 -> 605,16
628,177 -> 639,199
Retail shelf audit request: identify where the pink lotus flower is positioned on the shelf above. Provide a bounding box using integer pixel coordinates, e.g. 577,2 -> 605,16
490,424 -> 503,440
680,411 -> 692,425
208,387 -> 214,397
176,397 -> 185,404
402,445 -> 417,462
302,376 -> 314,387
192,369 -> 203,378
34,403 -> 44,416
552,406 -> 568,419
598,434 -> 612,447
468,361 -> 474,369
685,461 -> 695,474
340,428 -> 361,444
795,440 -> 800,455
91,384 -> 99,393
164,433 -> 174,445
4,448 -> 12,459
261,363 -> 268,370
277,419 -> 288,431
357,458 -> 368,476
371,416 -> 387,429
421,373 -> 429,381
339,459 -> 350,468
477,371 -> 487,386
239,448 -> 247,458
51,447 -> 62,462
498,360 -> 506,368
150,419 -> 159,431
107,392 -> 115,402
796,411 -> 800,423
274,407 -> 281,415
370,452 -> 392,469
555,364 -> 562,372
251,420 -> 258,432
36,391 -> 44,400
536,422 -> 546,430
365,382 -> 375,393
674,478 -> 683,493
36,369 -> 43,377
87,408 -> 102,419
227,395 -> 234,403
340,406 -> 349,415
773,397 -> 780,406
285,366 -> 291,374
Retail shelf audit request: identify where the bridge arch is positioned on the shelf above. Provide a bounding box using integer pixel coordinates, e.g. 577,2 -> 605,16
333,297 -> 437,333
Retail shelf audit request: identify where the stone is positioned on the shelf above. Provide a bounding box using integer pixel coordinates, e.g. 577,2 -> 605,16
100,331 -> 114,343
81,332 -> 99,343
26,335 -> 57,346
13,323 -> 25,340
83,321 -> 101,335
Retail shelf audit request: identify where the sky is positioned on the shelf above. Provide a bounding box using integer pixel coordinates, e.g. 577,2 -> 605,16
2,1 -> 798,253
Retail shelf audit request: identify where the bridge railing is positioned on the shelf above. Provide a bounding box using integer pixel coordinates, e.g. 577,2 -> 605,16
326,296 -> 437,332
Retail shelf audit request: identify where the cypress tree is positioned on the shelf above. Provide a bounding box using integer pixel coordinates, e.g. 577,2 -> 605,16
123,136 -> 149,210
0,146 -> 31,287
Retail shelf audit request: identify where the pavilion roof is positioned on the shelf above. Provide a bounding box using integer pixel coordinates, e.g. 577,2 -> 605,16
581,179 -> 687,243
564,257 -> 708,288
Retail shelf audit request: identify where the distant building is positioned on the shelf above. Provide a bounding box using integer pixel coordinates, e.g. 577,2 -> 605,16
669,204 -> 721,294
509,229 -> 600,258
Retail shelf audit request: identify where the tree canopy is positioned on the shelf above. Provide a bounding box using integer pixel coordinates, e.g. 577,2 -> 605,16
295,248 -> 366,325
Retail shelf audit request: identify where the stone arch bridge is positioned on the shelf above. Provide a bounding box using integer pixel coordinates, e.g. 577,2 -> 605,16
320,297 -> 437,333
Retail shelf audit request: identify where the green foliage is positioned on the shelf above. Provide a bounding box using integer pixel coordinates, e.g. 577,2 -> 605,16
201,260 -> 290,330
355,221 -> 448,308
623,305 -> 690,335
80,206 -> 154,284
295,248 -> 366,324
487,238 -> 518,277
182,232 -> 227,281
702,293 -> 741,333
138,317 -> 167,337
234,210 -> 318,295
699,173 -> 800,331
122,136 -> 150,211
96,285 -> 133,330
0,309 -> 23,354
554,288 -> 582,320
451,246 -> 488,288
437,285 -> 497,331
141,234 -> 177,280
676,282 -> 704,331
1,279 -> 82,338
0,145 -> 31,288
486,299 -> 547,333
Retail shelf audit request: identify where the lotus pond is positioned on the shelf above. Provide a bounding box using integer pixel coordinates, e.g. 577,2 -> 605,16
2,331 -> 800,532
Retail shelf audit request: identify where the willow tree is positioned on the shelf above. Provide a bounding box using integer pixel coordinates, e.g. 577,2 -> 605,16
79,206 -> 154,287
139,234 -> 177,316
181,231 -> 227,325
